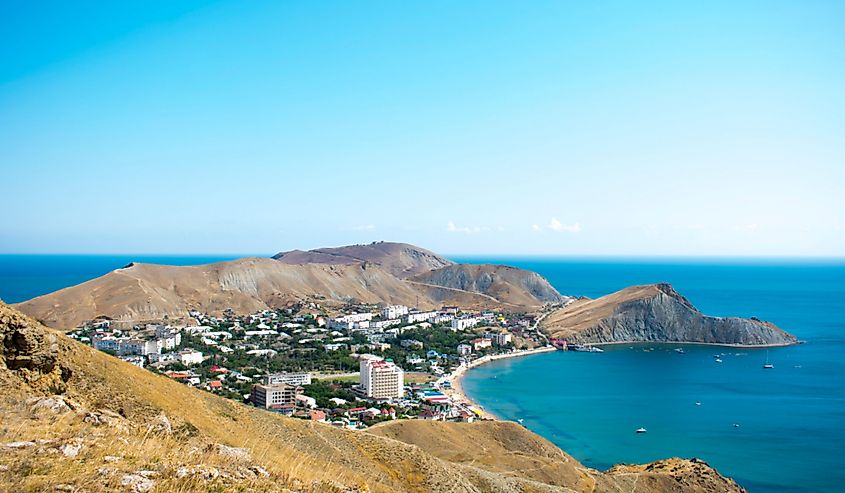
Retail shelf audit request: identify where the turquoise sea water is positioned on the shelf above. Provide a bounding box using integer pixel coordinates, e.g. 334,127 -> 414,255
454,257 -> 845,493
2,255 -> 843,491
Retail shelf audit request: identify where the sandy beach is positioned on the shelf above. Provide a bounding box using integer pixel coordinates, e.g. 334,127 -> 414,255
441,346 -> 558,420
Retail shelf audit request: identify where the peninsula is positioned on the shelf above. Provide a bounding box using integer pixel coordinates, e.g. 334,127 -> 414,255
542,283 -> 797,347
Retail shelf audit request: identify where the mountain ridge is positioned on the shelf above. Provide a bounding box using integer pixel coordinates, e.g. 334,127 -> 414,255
14,248 -> 560,329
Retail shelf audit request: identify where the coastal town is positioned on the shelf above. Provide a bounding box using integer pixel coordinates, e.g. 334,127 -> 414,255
68,302 -> 562,428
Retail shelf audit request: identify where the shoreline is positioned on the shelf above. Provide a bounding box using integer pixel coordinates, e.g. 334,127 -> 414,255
439,339 -> 797,420
588,340 -> 800,349
441,346 -> 558,421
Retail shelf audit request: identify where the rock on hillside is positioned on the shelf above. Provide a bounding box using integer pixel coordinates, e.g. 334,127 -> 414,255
413,264 -> 564,306
0,302 -> 746,493
273,241 -> 454,278
542,283 -> 797,346
0,305 -> 68,394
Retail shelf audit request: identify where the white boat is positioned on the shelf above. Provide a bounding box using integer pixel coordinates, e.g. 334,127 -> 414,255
635,427 -> 647,434
695,401 -> 702,406
715,358 -> 723,363
763,350 -> 774,369
675,348 -> 685,354
572,344 -> 604,353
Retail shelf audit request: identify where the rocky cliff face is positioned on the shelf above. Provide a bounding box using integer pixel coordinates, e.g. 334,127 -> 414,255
543,283 -> 797,346
413,264 -> 564,306
274,241 -> 455,278
0,302 -> 746,493
0,305 -> 69,394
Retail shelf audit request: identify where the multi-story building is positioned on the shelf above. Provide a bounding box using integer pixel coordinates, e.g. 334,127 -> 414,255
251,383 -> 301,409
484,332 -> 513,346
359,355 -> 404,400
328,312 -> 374,330
178,349 -> 204,366
371,319 -> 402,330
451,317 -> 478,331
470,338 -> 492,351
405,311 -> 437,324
380,305 -> 409,320
265,372 -> 312,386
457,343 -> 473,356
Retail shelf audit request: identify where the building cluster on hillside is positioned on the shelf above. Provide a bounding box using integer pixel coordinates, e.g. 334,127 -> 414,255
69,300 -> 551,429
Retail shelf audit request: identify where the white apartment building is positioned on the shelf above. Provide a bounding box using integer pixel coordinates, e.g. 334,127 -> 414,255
359,355 -> 404,400
328,313 -> 374,331
178,349 -> 204,366
381,305 -> 409,320
471,338 -> 492,351
371,319 -> 402,329
451,317 -> 478,331
484,332 -> 513,346
406,311 -> 437,324
266,372 -> 312,386
457,344 -> 473,356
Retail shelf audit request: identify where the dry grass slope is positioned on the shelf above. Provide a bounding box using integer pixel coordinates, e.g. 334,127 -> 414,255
1,303 -> 745,492
14,255 -> 555,330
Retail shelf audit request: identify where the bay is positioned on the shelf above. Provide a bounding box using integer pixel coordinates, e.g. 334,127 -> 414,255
456,257 -> 845,493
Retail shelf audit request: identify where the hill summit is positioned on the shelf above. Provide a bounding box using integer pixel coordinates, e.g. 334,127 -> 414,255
273,241 -> 454,278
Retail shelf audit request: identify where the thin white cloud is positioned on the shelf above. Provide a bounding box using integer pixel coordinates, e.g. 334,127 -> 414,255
547,218 -> 581,233
447,221 -> 485,234
531,224 -> 542,232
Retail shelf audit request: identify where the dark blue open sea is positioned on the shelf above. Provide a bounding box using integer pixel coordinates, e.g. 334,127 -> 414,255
2,255 -> 843,492
454,257 -> 845,493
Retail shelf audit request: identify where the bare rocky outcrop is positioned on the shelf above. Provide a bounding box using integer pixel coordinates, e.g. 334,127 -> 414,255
414,264 -> 564,306
0,304 -> 70,393
543,283 -> 797,346
0,305 -> 59,372
274,241 -> 455,278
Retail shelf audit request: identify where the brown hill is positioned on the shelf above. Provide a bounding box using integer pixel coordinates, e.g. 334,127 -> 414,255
13,258 -> 429,329
14,257 -> 552,330
542,283 -> 797,346
0,302 -> 746,493
274,241 -> 454,278
413,264 -> 563,306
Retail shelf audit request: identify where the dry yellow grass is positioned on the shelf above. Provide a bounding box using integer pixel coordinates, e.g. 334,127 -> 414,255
0,302 -> 746,493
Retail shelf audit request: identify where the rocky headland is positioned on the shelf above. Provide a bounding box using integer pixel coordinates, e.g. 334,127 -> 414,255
542,283 -> 797,346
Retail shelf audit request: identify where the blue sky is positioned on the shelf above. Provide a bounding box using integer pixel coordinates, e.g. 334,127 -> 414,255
1,1 -> 843,256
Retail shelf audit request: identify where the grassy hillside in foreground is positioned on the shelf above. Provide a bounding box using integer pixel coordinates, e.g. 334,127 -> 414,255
0,302 -> 745,492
